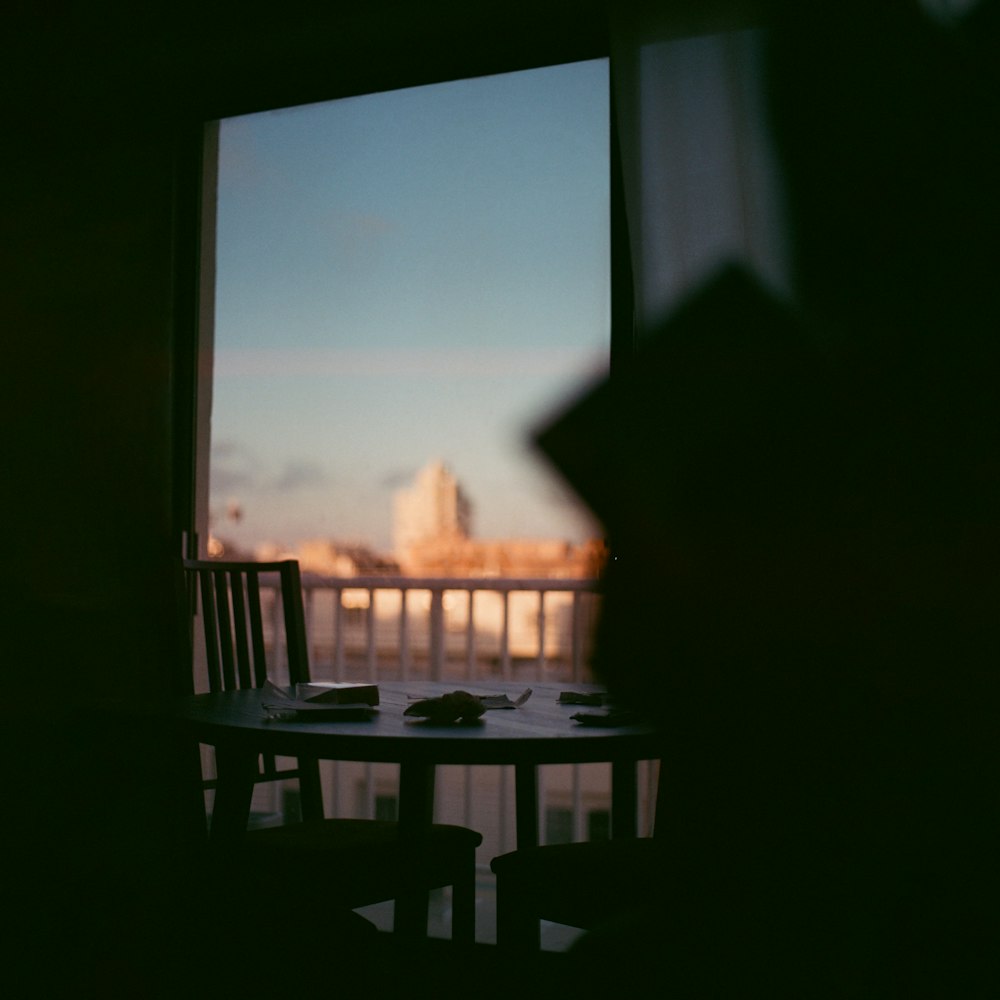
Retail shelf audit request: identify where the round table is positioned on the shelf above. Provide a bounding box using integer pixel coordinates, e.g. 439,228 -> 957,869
175,679 -> 660,848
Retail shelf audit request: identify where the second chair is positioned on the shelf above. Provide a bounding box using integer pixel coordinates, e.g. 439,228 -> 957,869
490,761 -> 664,950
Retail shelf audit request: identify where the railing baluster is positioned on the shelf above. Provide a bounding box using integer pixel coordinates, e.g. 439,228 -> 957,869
428,588 -> 445,681
363,762 -> 374,818
500,590 -> 511,681
536,589 -> 546,676
399,586 -> 410,680
571,590 -> 583,683
463,764 -> 473,830
537,765 -> 548,845
366,587 -> 377,682
498,765 -> 511,856
333,587 -> 344,680
328,760 -> 339,818
572,763 -> 584,841
465,589 -> 475,681
645,759 -> 661,837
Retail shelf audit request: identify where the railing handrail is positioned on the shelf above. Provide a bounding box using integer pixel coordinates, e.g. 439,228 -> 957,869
300,573 -> 601,592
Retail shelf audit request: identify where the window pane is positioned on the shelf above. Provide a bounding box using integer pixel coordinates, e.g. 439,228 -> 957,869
207,60 -> 609,563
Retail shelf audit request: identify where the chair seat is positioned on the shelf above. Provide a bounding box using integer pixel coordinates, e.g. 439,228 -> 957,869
244,819 -> 483,910
491,838 -> 663,931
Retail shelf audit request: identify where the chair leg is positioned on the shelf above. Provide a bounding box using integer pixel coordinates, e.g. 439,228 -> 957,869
450,853 -> 477,944
393,888 -> 430,940
494,874 -> 541,951
297,758 -> 325,822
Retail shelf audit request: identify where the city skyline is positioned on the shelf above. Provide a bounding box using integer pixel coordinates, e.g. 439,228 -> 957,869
210,456 -> 606,563
207,58 -> 609,553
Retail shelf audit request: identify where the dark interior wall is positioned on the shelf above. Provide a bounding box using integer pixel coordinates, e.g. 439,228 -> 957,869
4,12 -> 181,702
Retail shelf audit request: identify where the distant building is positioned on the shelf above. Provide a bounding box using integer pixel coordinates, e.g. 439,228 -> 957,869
205,535 -> 258,561
394,460 -> 606,578
400,534 -> 606,579
296,539 -> 400,577
239,459 -> 604,581
393,460 -> 472,561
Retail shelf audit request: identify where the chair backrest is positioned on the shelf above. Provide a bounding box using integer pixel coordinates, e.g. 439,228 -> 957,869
182,558 -> 311,692
181,557 -> 323,820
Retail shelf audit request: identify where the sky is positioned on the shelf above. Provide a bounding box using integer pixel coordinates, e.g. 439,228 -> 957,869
209,58 -> 609,554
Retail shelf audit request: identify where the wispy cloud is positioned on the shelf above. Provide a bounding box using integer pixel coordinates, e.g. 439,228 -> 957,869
211,442 -> 329,497
270,460 -> 329,492
379,466 -> 419,490
210,440 -> 259,494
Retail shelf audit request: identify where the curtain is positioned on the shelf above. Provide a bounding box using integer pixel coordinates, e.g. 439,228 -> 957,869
611,12 -> 790,338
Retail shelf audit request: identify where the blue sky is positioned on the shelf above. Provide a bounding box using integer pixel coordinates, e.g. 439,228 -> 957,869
209,58 -> 609,553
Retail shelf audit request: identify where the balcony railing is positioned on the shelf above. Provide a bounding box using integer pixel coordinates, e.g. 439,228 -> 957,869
296,573 -> 603,686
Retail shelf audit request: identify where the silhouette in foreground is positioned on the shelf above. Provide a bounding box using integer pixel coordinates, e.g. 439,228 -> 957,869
535,3 -> 1000,995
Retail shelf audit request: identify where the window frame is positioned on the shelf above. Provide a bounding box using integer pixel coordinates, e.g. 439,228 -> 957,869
172,41 -> 632,560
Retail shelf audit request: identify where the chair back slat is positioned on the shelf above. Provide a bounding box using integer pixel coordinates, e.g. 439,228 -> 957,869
211,570 -> 239,690
280,560 -> 310,685
246,571 -> 269,688
195,569 -> 224,693
228,570 -> 253,689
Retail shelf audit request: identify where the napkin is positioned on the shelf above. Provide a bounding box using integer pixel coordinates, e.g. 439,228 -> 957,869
404,689 -> 532,724
260,680 -> 377,721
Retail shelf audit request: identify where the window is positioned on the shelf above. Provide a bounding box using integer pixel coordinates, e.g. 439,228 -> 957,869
197,59 -> 610,574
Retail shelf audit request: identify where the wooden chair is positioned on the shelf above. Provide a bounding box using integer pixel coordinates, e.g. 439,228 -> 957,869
182,557 -> 483,942
490,762 -> 665,950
